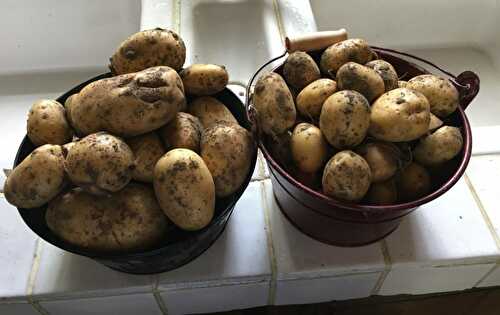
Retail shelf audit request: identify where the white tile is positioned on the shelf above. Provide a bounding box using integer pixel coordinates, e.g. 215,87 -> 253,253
380,263 -> 495,295
158,182 -> 270,288
160,281 -> 269,315
385,178 -> 499,266
276,0 -> 318,38
471,127 -> 500,155
40,293 -> 162,315
33,241 -> 153,299
0,302 -> 40,315
0,197 -> 38,299
275,272 -> 381,305
478,264 -> 500,287
259,150 -> 270,179
140,0 -> 175,31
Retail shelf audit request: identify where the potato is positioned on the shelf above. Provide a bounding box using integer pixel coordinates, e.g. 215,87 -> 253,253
407,74 -> 459,118
398,162 -> 431,201
320,38 -> 374,76
369,88 -> 430,142
110,28 -> 186,74
64,94 -> 77,127
291,123 -> 329,173
154,148 -> 215,231
189,96 -> 237,128
266,130 -> 293,171
356,142 -> 399,183
180,64 -> 228,96
319,90 -> 370,149
429,113 -> 443,131
160,112 -> 203,152
253,72 -> 296,135
70,66 -> 185,137
126,132 -> 165,182
201,123 -> 254,197
322,150 -> 372,202
283,51 -> 321,90
4,144 -> 66,209
336,62 -> 385,102
366,179 -> 397,205
46,184 -> 169,252
27,100 -> 73,146
65,132 -> 134,194
296,78 -> 337,119
365,60 -> 398,91
398,80 -> 408,88
414,126 -> 463,166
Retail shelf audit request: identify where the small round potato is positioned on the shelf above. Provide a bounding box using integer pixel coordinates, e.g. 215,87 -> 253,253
65,132 -> 134,194
369,88 -> 430,142
154,149 -> 215,231
160,112 -> 203,152
189,96 -> 237,128
356,142 -> 399,183
398,81 -> 408,88
253,72 -> 296,136
201,123 -> 254,197
365,60 -> 398,91
291,123 -> 329,173
319,90 -> 371,149
429,113 -> 443,131
320,38 -> 374,76
180,64 -> 228,96
110,28 -> 186,74
27,99 -> 73,146
4,144 -> 66,209
414,126 -> 463,166
407,74 -> 459,118
296,78 -> 337,119
398,162 -> 431,201
126,132 -> 165,182
366,179 -> 397,205
336,62 -> 385,103
283,51 -> 321,90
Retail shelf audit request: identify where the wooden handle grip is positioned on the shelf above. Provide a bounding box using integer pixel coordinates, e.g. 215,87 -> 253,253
285,29 -> 348,52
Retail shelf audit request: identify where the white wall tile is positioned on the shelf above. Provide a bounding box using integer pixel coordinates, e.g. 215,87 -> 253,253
0,302 -> 40,315
478,264 -> 500,287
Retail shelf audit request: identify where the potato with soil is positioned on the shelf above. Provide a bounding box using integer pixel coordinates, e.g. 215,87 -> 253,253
160,112 -> 203,152
356,142 -> 400,183
189,96 -> 237,128
291,123 -> 329,173
154,148 -> 215,231
27,100 -> 73,146
322,150 -> 372,202
319,90 -> 371,149
65,132 -> 134,195
296,78 -> 337,119
365,60 -> 398,91
4,144 -> 66,209
369,88 -> 430,142
46,184 -> 169,252
126,132 -> 165,182
252,72 -> 296,136
336,62 -> 385,102
398,80 -> 408,88
366,179 -> 398,205
414,126 -> 463,166
110,28 -> 186,74
407,74 -> 459,118
320,38 -> 374,76
201,123 -> 254,197
180,64 -> 228,96
69,66 -> 185,137
283,51 -> 321,90
398,162 -> 431,201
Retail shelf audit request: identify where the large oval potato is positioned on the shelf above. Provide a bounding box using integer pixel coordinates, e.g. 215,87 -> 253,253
365,60 -> 398,91
161,112 -> 203,152
414,126 -> 463,166
407,74 -> 459,118
283,51 -> 321,90
27,99 -> 73,146
126,132 -> 165,182
188,96 -> 237,128
322,150 -> 372,202
356,142 -> 399,183
4,144 -> 66,209
180,64 -> 228,96
46,184 -> 169,252
319,90 -> 371,149
398,162 -> 431,201
201,123 -> 254,197
70,66 -> 185,137
291,123 -> 329,173
253,72 -> 296,136
296,78 -> 337,119
110,28 -> 186,74
65,132 -> 134,194
320,38 -> 374,76
154,149 -> 215,231
336,62 -> 385,102
369,88 -> 430,142
366,179 -> 397,205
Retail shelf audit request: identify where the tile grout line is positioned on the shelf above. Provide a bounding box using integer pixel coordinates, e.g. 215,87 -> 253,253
272,0 -> 286,44
152,290 -> 169,315
26,238 -> 50,315
370,240 -> 392,295
260,181 -> 278,305
172,0 -> 181,34
473,263 -> 500,288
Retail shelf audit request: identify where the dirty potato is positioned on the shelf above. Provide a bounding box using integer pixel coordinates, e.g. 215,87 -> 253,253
398,162 -> 431,201
365,60 -> 398,91
398,80 -> 408,88
126,132 -> 165,182
320,38 -> 374,76
283,51 -> 321,90
189,96 -> 237,128
27,99 -> 73,146
296,78 -> 337,119
291,123 -> 329,173
356,142 -> 399,183
414,126 -> 463,166
407,74 -> 459,117
366,179 -> 398,205
336,62 -> 385,102
180,64 -> 228,96
160,112 -> 203,152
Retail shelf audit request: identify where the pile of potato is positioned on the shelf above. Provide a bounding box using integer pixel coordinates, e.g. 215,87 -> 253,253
4,28 -> 254,252
254,38 -> 463,205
